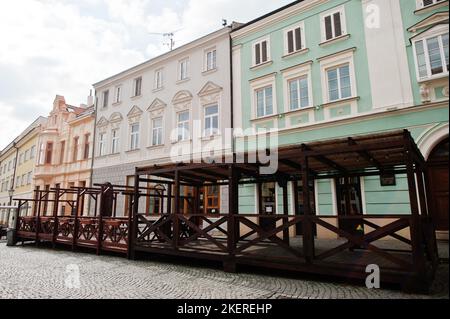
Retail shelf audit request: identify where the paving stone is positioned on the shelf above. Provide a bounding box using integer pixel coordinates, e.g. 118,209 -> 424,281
0,241 -> 448,299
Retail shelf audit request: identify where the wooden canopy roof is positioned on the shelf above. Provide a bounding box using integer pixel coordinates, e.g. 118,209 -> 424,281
136,130 -> 425,185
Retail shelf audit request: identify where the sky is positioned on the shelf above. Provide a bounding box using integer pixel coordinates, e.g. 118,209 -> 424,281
0,0 -> 294,150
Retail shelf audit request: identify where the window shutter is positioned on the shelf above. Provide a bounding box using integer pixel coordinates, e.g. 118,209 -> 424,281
295,28 -> 302,51
262,41 -> 268,63
333,12 -> 342,37
423,0 -> 434,6
325,15 -> 333,40
287,31 -> 294,53
255,43 -> 261,65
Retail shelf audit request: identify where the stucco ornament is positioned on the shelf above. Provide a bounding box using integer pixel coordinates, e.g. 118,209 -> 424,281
127,105 -> 143,123
198,81 -> 222,105
419,83 -> 431,103
148,98 -> 167,117
109,112 -> 123,129
172,90 -> 193,112
443,86 -> 449,98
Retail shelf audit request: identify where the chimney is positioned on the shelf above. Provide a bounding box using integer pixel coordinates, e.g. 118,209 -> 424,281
87,89 -> 94,106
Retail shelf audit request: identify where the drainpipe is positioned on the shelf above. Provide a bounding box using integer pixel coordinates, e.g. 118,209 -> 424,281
228,26 -> 235,157
6,142 -> 19,226
88,89 -> 97,216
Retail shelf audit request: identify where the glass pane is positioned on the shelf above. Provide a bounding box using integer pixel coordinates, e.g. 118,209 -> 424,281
333,12 -> 342,37
212,116 -> 218,130
415,41 -> 428,78
289,80 -> 299,110
442,33 -> 449,69
427,36 -> 443,75
287,31 -> 294,53
205,105 -> 218,116
256,89 -> 265,117
265,87 -> 273,115
299,77 -> 309,107
179,111 -> 189,122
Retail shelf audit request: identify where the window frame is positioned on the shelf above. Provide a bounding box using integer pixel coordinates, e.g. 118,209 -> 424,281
320,6 -> 347,42
154,68 -> 164,90
102,90 -> 109,109
98,133 -> 106,157
255,86 -> 274,118
151,117 -> 164,146
130,122 -> 140,151
177,111 -> 190,142
284,21 -> 306,56
412,29 -> 449,82
133,77 -> 142,97
205,48 -> 217,71
326,64 -> 353,102
111,129 -> 120,154
203,104 -> 220,137
179,58 -> 189,81
114,85 -> 122,104
252,36 -> 271,67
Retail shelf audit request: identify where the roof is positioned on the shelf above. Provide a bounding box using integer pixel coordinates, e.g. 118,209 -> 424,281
136,130 -> 424,185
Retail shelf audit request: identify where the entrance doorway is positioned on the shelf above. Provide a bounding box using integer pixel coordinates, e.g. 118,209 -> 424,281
427,138 -> 449,231
336,177 -> 364,236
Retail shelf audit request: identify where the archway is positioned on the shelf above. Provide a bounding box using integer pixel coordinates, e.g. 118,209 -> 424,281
427,137 -> 449,232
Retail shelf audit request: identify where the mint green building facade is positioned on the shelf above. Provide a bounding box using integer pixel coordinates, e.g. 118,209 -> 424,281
231,0 -> 448,236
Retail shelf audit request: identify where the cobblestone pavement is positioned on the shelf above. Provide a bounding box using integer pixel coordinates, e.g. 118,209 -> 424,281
0,242 -> 448,299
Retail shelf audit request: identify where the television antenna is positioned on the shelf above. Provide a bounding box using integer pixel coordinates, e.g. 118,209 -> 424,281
148,30 -> 182,51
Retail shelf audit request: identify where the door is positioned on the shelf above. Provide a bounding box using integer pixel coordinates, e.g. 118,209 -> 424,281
258,182 -> 277,231
336,177 -> 364,236
427,138 -> 449,231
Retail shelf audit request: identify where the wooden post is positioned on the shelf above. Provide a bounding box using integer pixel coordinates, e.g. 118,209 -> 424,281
126,193 -> 133,259
167,182 -> 172,214
225,164 -> 237,273
404,138 -> 426,275
72,188 -> 81,251
416,168 -> 428,217
35,190 -> 42,246
301,156 -> 314,263
282,182 -> 290,245
129,172 -> 140,260
293,181 -> 300,235
173,169 -> 180,250
52,187 -> 60,248
97,185 -> 105,255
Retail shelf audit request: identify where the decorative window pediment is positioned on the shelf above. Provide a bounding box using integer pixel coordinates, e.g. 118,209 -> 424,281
127,105 -> 143,122
109,112 -> 123,123
97,116 -> 109,127
172,90 -> 193,112
408,12 -> 449,33
148,98 -> 167,117
198,81 -> 223,97
410,22 -> 449,42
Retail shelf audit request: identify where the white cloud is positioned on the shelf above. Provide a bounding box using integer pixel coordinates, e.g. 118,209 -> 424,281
0,0 -> 292,150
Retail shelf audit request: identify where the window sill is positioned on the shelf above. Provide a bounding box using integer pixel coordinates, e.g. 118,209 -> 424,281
112,101 -> 122,107
171,139 -> 192,145
282,48 -> 309,59
200,134 -> 221,142
147,144 -> 165,150
202,68 -> 218,76
176,78 -> 190,85
417,72 -> 449,84
282,105 -> 316,117
250,113 -> 279,122
152,87 -> 164,93
319,34 -> 350,47
414,1 -> 448,14
250,60 -> 273,71
126,149 -> 141,154
130,95 -> 142,100
320,96 -> 360,108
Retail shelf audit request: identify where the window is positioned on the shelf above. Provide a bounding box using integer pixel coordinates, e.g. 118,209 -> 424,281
414,33 -> 449,80
72,137 -> 79,162
45,142 -> 53,165
16,176 -> 21,187
24,150 -> 29,162
254,39 -> 269,66
177,111 -> 190,142
286,25 -> 304,55
255,87 -> 273,118
102,90 -> 109,108
83,134 -> 90,159
422,0 -> 445,7
21,174 -> 26,186
111,129 -> 120,154
19,153 -> 23,165
30,145 -> 36,159
27,172 -> 32,185
133,77 -> 142,97
204,105 -> 219,136
323,9 -> 345,41
38,143 -> 45,165
152,117 -> 163,146
155,69 -> 163,90
59,141 -> 65,164
327,64 -> 352,101
289,76 -> 310,110
98,133 -> 106,156
130,123 -> 140,150
206,49 -> 217,71
179,59 -> 189,81
114,86 -> 122,104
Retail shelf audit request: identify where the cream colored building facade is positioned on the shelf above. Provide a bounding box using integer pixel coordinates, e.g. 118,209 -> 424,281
0,117 -> 46,224
34,95 -> 95,216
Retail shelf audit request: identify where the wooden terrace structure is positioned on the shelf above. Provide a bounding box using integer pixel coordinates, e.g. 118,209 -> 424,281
13,130 -> 440,292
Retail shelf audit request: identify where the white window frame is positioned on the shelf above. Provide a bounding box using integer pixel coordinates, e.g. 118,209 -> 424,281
98,132 -> 106,157
282,62 -> 313,112
102,90 -> 109,108
319,50 -> 357,104
252,36 -> 271,67
417,0 -> 447,9
177,111 -> 190,142
205,48 -> 217,71
114,86 -> 122,104
250,74 -> 277,120
154,68 -> 163,90
111,129 -> 120,154
179,58 -> 189,81
151,117 -> 164,146
203,104 -> 220,137
133,77 -> 142,97
320,6 -> 347,42
326,64 -> 353,102
412,26 -> 449,82
284,21 -> 306,56
130,122 -> 140,150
